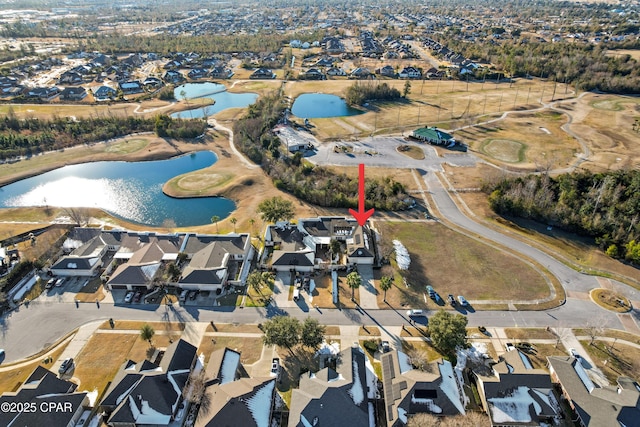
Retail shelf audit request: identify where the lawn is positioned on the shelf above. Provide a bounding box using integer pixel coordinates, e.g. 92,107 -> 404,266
504,328 -> 557,341
74,278 -> 105,303
580,340 -> 640,383
73,333 -> 140,394
206,322 -> 263,334
376,221 -> 551,308
0,341 -> 70,393
197,336 -> 264,365
311,272 -> 360,309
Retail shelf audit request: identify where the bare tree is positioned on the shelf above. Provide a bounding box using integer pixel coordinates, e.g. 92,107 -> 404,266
183,371 -> 211,416
585,316 -> 608,345
63,207 -> 90,226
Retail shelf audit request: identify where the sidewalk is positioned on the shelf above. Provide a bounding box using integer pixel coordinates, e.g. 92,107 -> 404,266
51,320 -> 104,374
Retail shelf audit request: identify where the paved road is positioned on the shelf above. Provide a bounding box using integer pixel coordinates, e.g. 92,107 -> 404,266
0,292 -> 622,364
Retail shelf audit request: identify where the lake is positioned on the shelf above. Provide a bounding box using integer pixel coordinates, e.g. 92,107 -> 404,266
0,151 -> 236,227
171,82 -> 258,119
291,93 -> 363,119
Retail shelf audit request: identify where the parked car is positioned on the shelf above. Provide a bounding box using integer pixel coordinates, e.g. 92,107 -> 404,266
447,294 -> 456,306
124,291 -> 134,303
55,278 -> 64,287
426,285 -> 436,299
59,358 -> 74,374
133,291 -> 142,303
0,348 -> 5,361
270,358 -> 280,377
381,341 -> 391,353
179,289 -> 189,303
457,295 -> 468,306
189,290 -> 198,300
569,348 -> 581,359
45,278 -> 56,290
505,342 -> 516,352
406,309 -> 424,317
294,277 -> 302,288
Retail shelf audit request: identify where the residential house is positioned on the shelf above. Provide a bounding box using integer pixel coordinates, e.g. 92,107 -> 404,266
93,53 -> 111,67
210,66 -> 234,79
195,348 -> 276,427
59,86 -> 87,101
100,339 -> 197,427
24,86 -> 60,100
314,57 -> 335,68
299,68 -> 325,80
93,85 -> 117,101
548,356 -> 640,426
377,65 -> 396,78
380,351 -> 466,426
264,217 -> 375,271
119,80 -> 143,95
326,66 -> 346,77
250,68 -> 276,79
50,232 -> 104,276
188,68 -> 208,79
121,53 -> 144,69
398,67 -> 422,79
350,67 -> 373,79
179,233 -> 254,292
476,350 -> 561,426
288,344 -> 375,427
0,366 -> 89,427
163,70 -> 184,84
142,76 -> 163,89
58,70 -> 83,85
105,232 -> 183,291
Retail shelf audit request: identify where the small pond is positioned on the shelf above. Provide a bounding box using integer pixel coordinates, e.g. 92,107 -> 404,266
171,82 -> 258,119
291,93 -> 363,119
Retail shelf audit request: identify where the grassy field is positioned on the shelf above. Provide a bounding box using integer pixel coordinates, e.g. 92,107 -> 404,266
376,221 -> 551,308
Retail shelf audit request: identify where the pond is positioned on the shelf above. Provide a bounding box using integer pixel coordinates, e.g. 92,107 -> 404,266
0,151 -> 235,227
171,82 -> 258,119
291,93 -> 363,119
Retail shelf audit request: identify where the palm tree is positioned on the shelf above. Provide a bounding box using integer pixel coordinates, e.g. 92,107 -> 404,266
346,271 -> 362,302
211,215 -> 220,233
230,217 -> 237,232
380,275 -> 393,303
249,218 -> 256,235
140,323 -> 155,347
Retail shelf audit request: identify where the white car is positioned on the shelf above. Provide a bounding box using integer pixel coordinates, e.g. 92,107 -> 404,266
124,291 -> 134,303
569,348 -> 581,359
457,295 -> 468,306
406,309 -> 424,317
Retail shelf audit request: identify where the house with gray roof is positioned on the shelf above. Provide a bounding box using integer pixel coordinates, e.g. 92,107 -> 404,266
0,366 -> 88,427
100,339 -> 196,427
195,347 -> 276,427
288,344 -> 374,427
380,351 -> 465,426
548,355 -> 640,427
475,350 -> 561,426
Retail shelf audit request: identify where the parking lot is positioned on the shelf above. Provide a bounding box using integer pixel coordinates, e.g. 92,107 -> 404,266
308,135 -> 477,170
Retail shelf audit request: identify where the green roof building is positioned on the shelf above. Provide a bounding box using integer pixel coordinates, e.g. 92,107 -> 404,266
412,127 -> 455,146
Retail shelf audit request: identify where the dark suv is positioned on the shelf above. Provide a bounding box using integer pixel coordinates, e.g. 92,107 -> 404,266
447,294 -> 456,306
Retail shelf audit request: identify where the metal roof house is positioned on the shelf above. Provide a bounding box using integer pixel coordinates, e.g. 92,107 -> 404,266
411,127 -> 456,147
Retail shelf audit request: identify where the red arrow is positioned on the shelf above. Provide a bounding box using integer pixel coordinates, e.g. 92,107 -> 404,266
349,163 -> 375,226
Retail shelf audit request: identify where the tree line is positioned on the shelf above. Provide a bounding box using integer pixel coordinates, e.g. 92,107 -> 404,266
434,32 -> 640,94
345,82 -> 401,106
0,112 -> 206,160
233,92 -> 411,211
485,170 -> 640,263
